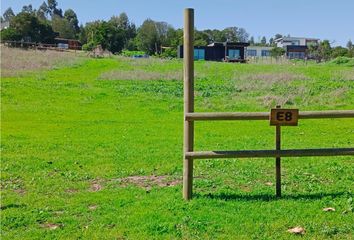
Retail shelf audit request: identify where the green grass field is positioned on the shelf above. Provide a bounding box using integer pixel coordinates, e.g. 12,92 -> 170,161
1,49 -> 354,239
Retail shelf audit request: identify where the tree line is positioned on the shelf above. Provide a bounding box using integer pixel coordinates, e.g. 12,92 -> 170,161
1,0 -> 353,60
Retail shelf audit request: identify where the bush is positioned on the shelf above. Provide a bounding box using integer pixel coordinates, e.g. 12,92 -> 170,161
0,28 -> 22,41
160,47 -> 177,58
329,57 -> 354,67
121,50 -> 146,57
82,41 -> 95,51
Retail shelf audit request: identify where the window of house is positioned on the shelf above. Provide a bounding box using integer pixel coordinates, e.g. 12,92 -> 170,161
247,49 -> 257,56
228,49 -> 240,59
194,49 -> 205,60
288,52 -> 305,59
261,50 -> 270,57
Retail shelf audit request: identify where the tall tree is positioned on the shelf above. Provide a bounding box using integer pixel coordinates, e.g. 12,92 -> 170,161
347,39 -> 353,57
269,37 -> 274,46
52,15 -> 76,39
64,9 -> 79,33
21,5 -> 35,14
223,27 -> 239,42
270,47 -> 285,58
47,0 -> 62,17
347,40 -> 353,50
84,20 -> 125,53
261,36 -> 267,45
236,27 -> 249,42
6,12 -> 56,43
194,30 -> 209,46
249,36 -> 255,45
136,19 -> 159,54
109,12 -> 136,48
308,40 -> 332,62
37,2 -> 49,21
3,7 -> 15,22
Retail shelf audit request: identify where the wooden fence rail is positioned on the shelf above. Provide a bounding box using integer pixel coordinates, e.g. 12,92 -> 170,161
186,148 -> 354,159
186,110 -> 354,121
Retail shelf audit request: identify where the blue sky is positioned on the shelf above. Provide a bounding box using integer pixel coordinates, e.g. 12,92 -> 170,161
1,0 -> 353,46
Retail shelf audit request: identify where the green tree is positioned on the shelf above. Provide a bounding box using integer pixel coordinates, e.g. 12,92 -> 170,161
261,36 -> 267,46
84,20 -> 124,53
136,19 -> 159,54
194,30 -> 209,46
7,12 -> 56,43
249,36 -> 255,45
78,24 -> 87,44
347,40 -> 353,57
270,47 -> 285,58
47,0 -> 62,17
109,12 -> 136,49
52,15 -> 76,39
308,40 -> 332,62
331,46 -> 348,58
347,40 -> 353,50
0,28 -> 22,41
21,4 -> 35,14
222,27 -> 239,42
269,37 -> 274,46
3,7 -> 15,22
236,27 -> 249,42
37,2 -> 49,21
64,9 -> 79,34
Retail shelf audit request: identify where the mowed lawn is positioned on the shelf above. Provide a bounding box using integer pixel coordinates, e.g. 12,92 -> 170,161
1,50 -> 354,239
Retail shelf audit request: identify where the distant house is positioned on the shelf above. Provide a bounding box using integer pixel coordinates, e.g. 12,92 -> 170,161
0,21 -> 10,30
54,38 -> 82,50
274,37 -> 319,59
178,42 -> 250,62
246,46 -> 273,58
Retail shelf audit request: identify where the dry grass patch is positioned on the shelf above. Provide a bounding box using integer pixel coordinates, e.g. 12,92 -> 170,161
1,45 -> 83,77
234,72 -> 309,91
99,69 -> 182,81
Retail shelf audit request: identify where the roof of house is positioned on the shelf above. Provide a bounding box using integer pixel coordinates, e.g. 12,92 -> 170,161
246,46 -> 273,50
54,37 -> 81,43
208,42 -> 250,47
274,37 -> 319,42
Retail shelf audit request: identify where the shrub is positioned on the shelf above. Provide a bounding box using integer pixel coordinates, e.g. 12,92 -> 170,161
121,50 -> 146,57
329,57 -> 354,67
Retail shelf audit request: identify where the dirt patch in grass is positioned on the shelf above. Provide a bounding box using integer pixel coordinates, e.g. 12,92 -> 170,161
90,182 -> 102,192
1,45 -> 83,77
89,175 -> 181,191
88,205 -> 98,211
116,175 -> 181,189
14,188 -> 26,196
40,223 -> 63,230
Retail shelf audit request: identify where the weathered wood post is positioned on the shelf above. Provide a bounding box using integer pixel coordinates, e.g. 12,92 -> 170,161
275,105 -> 282,197
183,8 -> 194,200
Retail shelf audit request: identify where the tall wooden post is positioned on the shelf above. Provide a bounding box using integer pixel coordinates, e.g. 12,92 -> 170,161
183,8 -> 194,200
275,105 -> 282,197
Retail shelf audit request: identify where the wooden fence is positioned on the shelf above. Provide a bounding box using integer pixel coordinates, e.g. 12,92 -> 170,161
182,8 -> 354,200
1,40 -> 82,51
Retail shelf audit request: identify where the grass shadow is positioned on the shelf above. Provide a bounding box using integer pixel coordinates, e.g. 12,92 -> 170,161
195,191 -> 347,202
0,203 -> 27,210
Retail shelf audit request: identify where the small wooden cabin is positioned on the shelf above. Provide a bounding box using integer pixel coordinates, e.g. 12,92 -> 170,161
54,38 -> 82,50
178,42 -> 249,62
